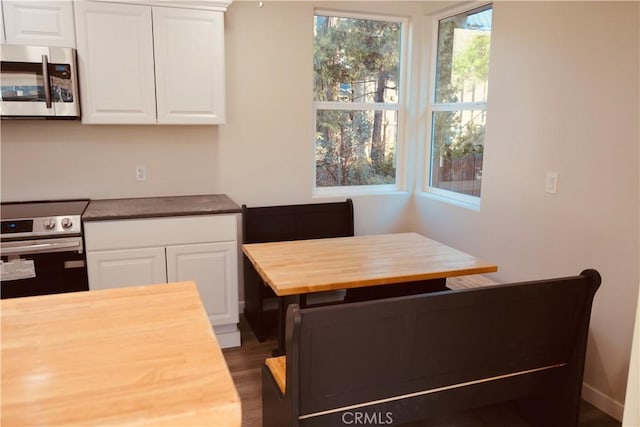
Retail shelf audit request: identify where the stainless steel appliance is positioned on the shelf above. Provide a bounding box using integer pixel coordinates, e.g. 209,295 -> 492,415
1,200 -> 89,299
1,45 -> 80,119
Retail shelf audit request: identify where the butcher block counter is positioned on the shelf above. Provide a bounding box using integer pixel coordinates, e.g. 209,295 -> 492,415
1,282 -> 241,427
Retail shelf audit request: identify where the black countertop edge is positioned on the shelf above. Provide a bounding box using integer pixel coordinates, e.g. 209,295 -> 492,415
82,209 -> 243,222
82,194 -> 242,222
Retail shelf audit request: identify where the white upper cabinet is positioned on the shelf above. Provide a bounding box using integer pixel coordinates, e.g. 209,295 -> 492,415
74,1 -> 157,124
1,4 -> 5,44
74,1 -> 226,125
2,1 -> 76,47
153,7 -> 225,124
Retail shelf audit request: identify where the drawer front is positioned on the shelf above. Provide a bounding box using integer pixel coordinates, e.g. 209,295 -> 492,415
84,214 -> 238,251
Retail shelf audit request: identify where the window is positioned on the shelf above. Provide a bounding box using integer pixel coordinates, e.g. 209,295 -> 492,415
313,12 -> 405,192
428,5 -> 492,202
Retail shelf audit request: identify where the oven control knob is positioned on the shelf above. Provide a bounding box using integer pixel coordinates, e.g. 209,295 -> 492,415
43,218 -> 56,230
61,217 -> 73,230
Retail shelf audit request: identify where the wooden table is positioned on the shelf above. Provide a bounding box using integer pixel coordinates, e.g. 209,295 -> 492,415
1,282 -> 241,427
243,232 -> 498,354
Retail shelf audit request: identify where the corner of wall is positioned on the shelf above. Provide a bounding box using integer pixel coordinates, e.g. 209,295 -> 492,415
582,383 -> 625,422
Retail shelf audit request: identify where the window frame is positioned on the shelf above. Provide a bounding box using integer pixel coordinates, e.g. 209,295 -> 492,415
424,3 -> 492,209
312,9 -> 410,197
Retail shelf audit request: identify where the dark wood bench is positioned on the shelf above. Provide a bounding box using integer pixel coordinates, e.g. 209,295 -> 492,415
262,269 -> 601,427
242,199 -> 354,341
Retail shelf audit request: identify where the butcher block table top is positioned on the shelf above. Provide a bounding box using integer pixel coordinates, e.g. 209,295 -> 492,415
1,282 -> 241,427
242,232 -> 498,296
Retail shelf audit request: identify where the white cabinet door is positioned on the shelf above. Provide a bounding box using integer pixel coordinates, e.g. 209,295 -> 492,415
166,242 -> 238,326
1,3 -> 6,44
87,247 -> 167,290
152,7 -> 225,124
74,1 -> 156,124
2,1 -> 75,47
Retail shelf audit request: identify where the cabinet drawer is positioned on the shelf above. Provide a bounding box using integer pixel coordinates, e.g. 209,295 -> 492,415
84,214 -> 238,251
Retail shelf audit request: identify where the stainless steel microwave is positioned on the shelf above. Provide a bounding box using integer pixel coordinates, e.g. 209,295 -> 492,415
1,45 -> 80,119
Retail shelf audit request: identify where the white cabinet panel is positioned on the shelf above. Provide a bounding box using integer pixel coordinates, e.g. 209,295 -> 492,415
166,242 -> 238,326
74,1 -> 157,124
87,247 -> 167,290
84,215 -> 237,251
153,7 -> 225,124
2,1 -> 75,47
84,213 -> 240,348
74,2 -> 225,125
1,3 -> 6,44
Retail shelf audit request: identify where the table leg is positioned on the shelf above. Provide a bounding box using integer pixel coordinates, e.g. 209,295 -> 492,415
273,294 -> 302,357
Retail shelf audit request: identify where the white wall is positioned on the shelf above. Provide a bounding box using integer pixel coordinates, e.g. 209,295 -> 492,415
1,122 -> 220,200
413,1 -> 639,419
622,288 -> 639,426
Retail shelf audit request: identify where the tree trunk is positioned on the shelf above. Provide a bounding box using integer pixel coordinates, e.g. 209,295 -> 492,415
371,72 -> 387,169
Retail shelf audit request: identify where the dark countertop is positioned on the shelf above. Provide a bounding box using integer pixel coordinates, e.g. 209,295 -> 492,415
82,194 -> 242,222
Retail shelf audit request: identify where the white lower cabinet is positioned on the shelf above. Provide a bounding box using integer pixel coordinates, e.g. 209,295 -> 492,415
166,242 -> 237,327
84,215 -> 240,348
87,247 -> 167,289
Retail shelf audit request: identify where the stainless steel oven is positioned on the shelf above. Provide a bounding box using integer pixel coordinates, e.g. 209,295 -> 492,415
1,200 -> 89,299
0,45 -> 80,119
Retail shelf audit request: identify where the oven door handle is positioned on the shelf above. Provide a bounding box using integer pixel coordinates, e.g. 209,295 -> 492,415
1,241 -> 81,256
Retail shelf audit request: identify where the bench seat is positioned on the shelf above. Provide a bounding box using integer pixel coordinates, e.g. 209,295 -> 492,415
262,269 -> 601,427
265,356 -> 286,395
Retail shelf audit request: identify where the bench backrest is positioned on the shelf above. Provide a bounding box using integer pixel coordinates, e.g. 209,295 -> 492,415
242,200 -> 355,340
242,199 -> 354,244
284,269 -> 601,426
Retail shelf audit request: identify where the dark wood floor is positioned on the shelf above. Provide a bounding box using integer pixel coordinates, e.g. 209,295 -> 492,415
222,276 -> 622,427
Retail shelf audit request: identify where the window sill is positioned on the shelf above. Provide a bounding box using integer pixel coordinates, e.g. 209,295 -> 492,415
313,184 -> 408,198
418,190 -> 481,212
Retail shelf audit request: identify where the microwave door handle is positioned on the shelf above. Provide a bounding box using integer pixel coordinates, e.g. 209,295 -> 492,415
42,54 -> 53,109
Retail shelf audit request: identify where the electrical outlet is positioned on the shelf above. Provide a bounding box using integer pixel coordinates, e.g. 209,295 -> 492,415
545,171 -> 558,194
136,165 -> 147,181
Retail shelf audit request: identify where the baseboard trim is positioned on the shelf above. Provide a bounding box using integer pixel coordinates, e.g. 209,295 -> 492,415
582,382 -> 625,421
215,330 -> 241,349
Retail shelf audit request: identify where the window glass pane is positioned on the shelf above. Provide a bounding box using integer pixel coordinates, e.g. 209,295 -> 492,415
435,7 -> 492,104
313,15 -> 401,104
429,5 -> 491,201
316,109 -> 397,187
430,109 -> 485,197
314,12 -> 403,190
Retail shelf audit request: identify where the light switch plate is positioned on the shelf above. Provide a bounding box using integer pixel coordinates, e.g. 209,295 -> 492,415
136,165 -> 147,181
